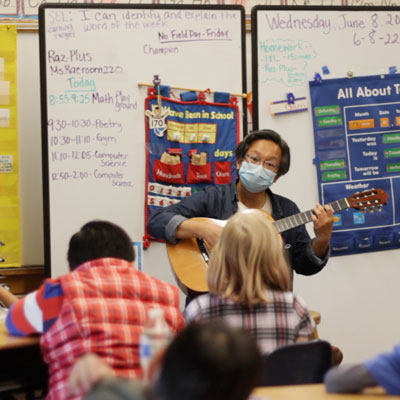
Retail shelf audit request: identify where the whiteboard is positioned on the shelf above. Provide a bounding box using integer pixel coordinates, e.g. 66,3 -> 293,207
252,6 -> 400,129
251,6 -> 400,214
39,4 -> 246,277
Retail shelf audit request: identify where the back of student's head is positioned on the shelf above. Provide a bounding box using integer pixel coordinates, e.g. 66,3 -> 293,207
67,220 -> 135,270
208,209 -> 291,304
154,320 -> 262,400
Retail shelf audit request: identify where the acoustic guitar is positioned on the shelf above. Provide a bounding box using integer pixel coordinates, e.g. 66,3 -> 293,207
166,188 -> 388,297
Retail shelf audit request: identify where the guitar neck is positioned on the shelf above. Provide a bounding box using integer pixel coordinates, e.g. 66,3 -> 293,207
272,197 -> 350,234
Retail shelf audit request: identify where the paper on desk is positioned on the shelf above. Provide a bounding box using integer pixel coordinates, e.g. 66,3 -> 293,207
0,306 -> 7,322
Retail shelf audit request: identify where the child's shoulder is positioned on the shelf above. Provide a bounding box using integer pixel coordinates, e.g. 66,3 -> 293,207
40,277 -> 64,297
269,289 -> 306,305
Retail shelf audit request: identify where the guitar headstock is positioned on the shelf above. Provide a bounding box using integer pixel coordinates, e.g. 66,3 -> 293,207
347,188 -> 388,213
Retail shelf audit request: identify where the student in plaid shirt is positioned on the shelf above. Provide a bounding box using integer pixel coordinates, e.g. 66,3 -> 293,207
0,220 -> 184,400
184,209 -> 316,355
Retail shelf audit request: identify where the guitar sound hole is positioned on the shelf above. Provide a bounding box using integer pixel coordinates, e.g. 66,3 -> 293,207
196,238 -> 210,264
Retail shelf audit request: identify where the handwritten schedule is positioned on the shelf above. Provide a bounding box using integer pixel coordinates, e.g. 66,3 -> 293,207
40,4 -> 245,276
256,9 -> 400,89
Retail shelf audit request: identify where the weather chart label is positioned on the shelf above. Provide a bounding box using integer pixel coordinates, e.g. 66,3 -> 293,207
310,74 -> 400,256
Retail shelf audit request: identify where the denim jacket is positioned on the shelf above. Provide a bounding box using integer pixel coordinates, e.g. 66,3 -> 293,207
147,181 -> 329,276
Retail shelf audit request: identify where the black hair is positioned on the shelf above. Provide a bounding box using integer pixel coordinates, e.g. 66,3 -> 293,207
235,129 -> 291,178
67,220 -> 135,270
154,320 -> 262,400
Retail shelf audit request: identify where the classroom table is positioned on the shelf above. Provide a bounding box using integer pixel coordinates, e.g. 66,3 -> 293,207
0,321 -> 48,396
252,384 -> 400,400
0,318 -> 40,349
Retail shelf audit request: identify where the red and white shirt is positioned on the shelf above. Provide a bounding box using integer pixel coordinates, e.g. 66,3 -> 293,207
7,258 -> 184,400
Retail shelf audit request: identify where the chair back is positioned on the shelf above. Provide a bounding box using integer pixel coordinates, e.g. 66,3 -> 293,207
259,340 -> 332,386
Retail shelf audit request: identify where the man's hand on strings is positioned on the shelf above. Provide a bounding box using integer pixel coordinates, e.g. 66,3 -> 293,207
311,203 -> 334,258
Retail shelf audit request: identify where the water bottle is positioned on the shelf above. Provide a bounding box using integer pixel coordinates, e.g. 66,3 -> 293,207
139,308 -> 172,382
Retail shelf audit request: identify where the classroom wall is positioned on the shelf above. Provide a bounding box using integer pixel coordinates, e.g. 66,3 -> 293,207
17,28 -> 400,364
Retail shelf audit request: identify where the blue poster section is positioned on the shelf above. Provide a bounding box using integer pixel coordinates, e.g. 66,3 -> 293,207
310,74 -> 400,256
144,93 -> 239,243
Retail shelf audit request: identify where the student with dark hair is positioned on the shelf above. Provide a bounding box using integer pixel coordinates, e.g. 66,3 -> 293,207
67,220 -> 135,269
0,220 -> 184,400
68,320 -> 263,400
148,129 -> 334,280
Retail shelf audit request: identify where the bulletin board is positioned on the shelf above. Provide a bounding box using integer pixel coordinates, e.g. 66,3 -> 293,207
252,6 -> 400,256
0,25 -> 20,267
39,4 -> 246,277
144,90 -> 240,243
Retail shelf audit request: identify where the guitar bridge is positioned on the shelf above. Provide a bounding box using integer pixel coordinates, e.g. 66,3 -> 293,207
196,238 -> 210,264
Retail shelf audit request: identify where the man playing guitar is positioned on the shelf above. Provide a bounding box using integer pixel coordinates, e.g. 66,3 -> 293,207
148,129 -> 334,282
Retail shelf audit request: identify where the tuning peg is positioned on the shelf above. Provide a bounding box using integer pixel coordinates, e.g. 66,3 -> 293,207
369,207 -> 375,213
377,205 -> 382,212
360,207 -> 367,214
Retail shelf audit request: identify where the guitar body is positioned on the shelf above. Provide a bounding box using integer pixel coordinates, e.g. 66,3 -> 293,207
166,214 -> 273,297
166,238 -> 209,297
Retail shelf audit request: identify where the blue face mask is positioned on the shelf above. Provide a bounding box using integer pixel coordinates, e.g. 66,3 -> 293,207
238,161 -> 276,193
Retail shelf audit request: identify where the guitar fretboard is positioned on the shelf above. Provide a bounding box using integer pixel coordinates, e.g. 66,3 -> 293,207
272,198 -> 350,234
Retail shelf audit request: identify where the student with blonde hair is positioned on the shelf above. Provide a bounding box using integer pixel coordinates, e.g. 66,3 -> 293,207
184,209 -> 316,354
